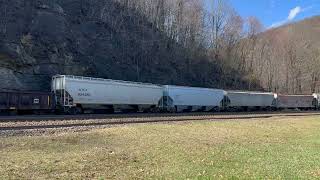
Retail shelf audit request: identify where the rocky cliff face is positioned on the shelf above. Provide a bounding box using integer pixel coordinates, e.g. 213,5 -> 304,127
0,0 -> 250,91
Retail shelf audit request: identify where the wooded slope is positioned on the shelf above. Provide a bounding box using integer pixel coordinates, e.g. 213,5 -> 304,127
0,0 -> 254,91
246,16 -> 320,93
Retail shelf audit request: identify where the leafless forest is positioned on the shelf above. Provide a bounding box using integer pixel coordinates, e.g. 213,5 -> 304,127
0,0 -> 318,93
116,0 -> 320,94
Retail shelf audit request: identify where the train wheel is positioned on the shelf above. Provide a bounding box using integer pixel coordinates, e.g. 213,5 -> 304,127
151,107 -> 161,113
174,106 -> 178,113
213,106 -> 221,112
65,107 -> 82,115
75,107 -> 83,114
66,108 -> 75,115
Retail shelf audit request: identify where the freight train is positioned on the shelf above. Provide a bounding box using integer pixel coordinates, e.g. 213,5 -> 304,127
0,75 -> 319,115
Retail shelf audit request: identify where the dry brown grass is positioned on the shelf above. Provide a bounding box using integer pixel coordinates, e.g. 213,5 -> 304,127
1,116 -> 320,179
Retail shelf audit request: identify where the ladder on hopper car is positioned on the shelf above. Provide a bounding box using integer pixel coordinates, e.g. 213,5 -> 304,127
54,89 -> 73,107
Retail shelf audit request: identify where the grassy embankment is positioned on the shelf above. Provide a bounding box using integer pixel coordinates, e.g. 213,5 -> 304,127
1,116 -> 320,179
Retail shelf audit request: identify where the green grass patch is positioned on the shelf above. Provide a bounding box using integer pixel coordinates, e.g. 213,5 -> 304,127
1,116 -> 320,179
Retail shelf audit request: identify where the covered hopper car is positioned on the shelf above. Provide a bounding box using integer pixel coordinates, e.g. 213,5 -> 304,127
276,94 -> 317,110
226,91 -> 276,111
51,75 -> 164,114
313,94 -> 320,110
162,85 -> 226,112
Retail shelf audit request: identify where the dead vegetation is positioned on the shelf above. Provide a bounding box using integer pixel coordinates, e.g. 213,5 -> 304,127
1,116 -> 320,179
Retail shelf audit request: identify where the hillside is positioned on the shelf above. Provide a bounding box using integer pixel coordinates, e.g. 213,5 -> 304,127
264,15 -> 320,48
0,0 -> 254,91
246,15 -> 320,93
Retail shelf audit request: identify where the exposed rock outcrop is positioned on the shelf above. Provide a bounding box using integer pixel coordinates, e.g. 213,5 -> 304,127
0,0 -> 250,91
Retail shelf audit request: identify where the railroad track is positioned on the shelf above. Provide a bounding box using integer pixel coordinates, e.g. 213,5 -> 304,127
1,111 -> 320,136
0,112 -> 275,122
1,111 -> 319,122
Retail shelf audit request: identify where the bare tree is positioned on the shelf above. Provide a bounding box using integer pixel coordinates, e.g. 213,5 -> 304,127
207,0 -> 233,58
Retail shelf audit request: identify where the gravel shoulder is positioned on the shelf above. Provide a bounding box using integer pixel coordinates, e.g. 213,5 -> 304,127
1,112 -> 320,136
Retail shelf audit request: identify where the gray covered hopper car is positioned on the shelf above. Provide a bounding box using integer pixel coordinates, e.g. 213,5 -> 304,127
226,91 -> 276,111
276,94 -> 317,109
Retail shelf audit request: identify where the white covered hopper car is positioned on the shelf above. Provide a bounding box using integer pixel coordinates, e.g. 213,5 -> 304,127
313,93 -> 320,109
162,85 -> 226,112
51,75 -> 163,113
226,91 -> 276,111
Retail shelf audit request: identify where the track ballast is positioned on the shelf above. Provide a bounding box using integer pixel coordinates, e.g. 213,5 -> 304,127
1,111 -> 320,136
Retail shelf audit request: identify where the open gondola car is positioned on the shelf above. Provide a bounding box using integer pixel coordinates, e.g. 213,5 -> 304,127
0,91 -> 55,115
